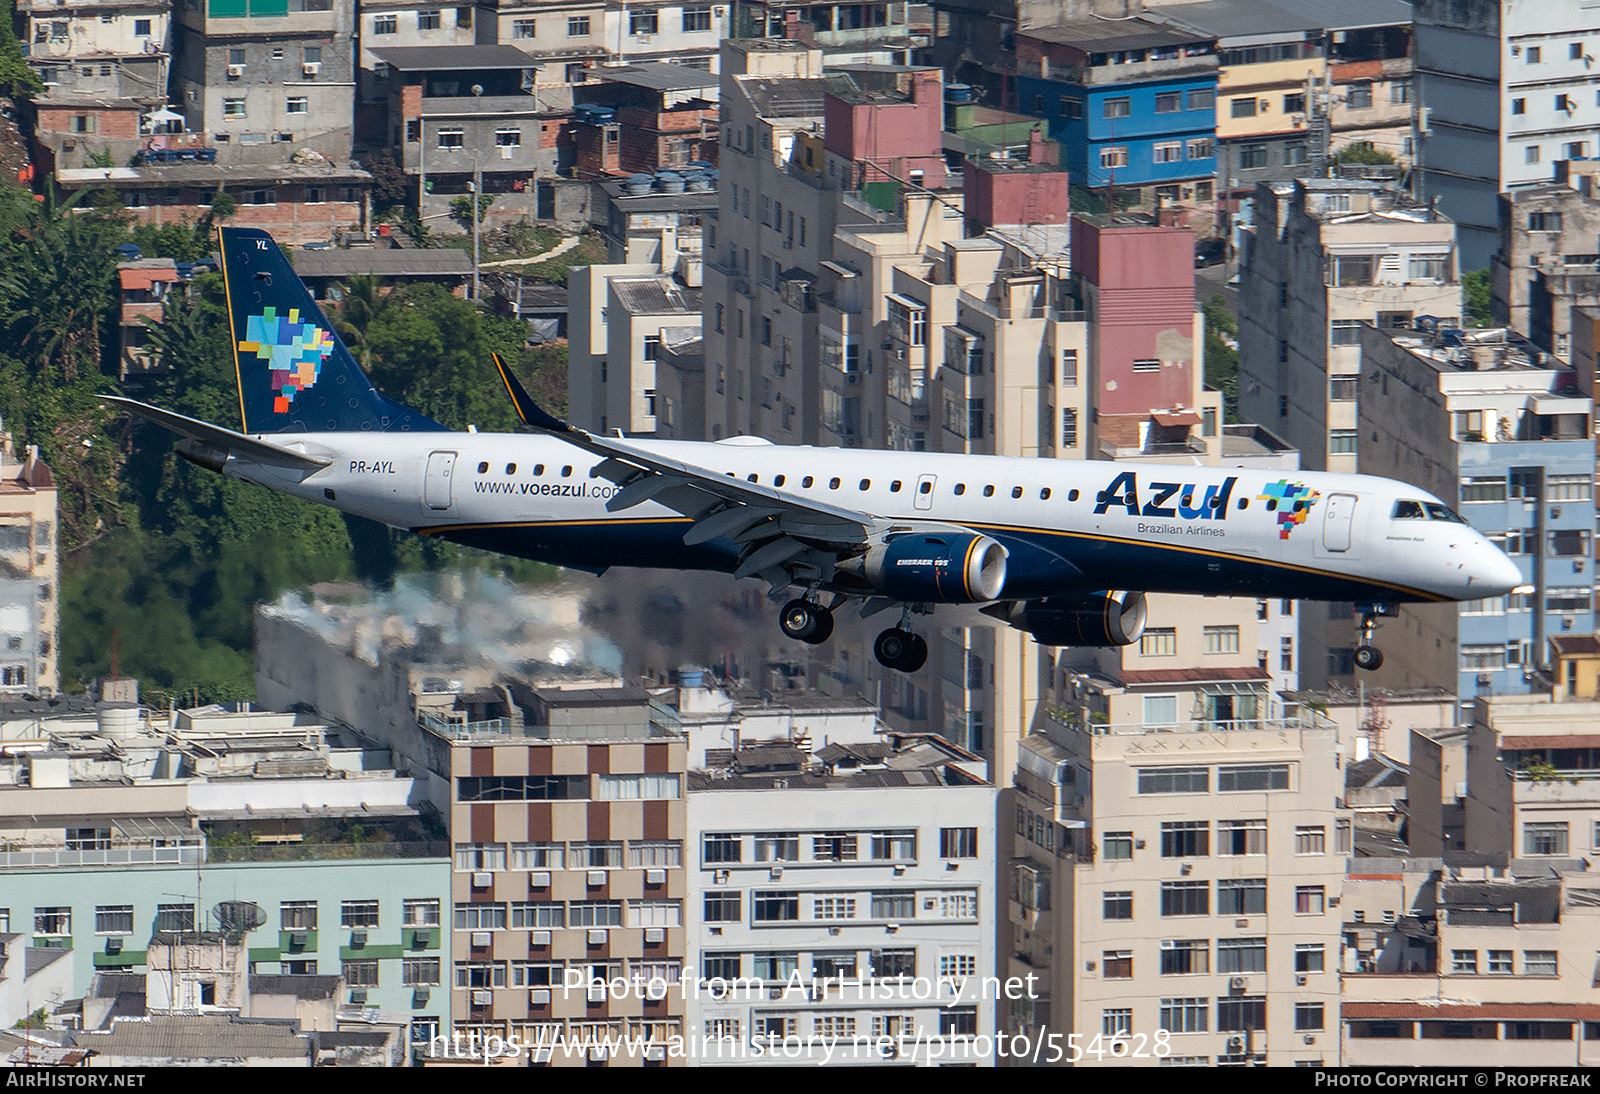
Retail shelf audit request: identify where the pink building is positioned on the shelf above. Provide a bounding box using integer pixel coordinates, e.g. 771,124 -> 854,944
822,66 -> 947,190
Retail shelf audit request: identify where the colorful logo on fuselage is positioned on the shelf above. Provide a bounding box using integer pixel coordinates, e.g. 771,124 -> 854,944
1257,479 -> 1319,539
238,306 -> 335,414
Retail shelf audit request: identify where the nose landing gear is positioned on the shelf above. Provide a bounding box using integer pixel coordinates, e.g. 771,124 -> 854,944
1353,601 -> 1397,671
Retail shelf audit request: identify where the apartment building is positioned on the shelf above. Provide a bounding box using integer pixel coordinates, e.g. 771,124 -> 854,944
1339,855 -> 1600,1066
0,440 -> 58,695
733,0 -> 931,64
1008,705 -> 1349,1067
1415,0 -> 1600,270
1239,177 -> 1463,477
1490,160 -> 1600,359
686,734 -> 997,1065
1013,19 -> 1219,205
169,0 -> 357,165
1356,323 -> 1594,702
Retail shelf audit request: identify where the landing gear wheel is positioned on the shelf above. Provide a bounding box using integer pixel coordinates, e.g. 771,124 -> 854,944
779,598 -> 831,643
1354,645 -> 1383,671
874,628 -> 927,672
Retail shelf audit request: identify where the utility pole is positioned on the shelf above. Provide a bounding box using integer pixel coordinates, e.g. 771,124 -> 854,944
471,159 -> 482,301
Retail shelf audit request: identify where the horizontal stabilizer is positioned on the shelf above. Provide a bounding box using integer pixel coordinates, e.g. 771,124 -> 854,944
102,396 -> 332,472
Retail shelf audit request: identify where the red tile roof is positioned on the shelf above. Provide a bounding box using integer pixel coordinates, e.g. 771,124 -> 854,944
1345,1002 -> 1600,1021
1113,666 -> 1270,686
1499,734 -> 1600,750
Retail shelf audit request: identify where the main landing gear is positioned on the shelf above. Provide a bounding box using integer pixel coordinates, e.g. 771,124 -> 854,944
776,595 -> 928,673
779,597 -> 834,645
873,627 -> 927,673
1353,602 -> 1397,671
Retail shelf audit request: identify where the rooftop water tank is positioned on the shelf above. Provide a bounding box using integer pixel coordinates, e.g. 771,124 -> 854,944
621,173 -> 654,196
654,171 -> 685,194
945,83 -> 976,103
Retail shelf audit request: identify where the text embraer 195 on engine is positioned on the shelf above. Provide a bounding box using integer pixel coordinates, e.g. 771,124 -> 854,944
104,228 -> 1522,674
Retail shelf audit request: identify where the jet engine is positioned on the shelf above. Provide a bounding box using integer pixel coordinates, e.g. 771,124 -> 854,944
842,532 -> 1009,603
983,591 -> 1148,647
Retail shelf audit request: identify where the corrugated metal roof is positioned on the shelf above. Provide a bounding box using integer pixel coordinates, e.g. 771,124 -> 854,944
367,45 -> 539,71
74,1016 -> 310,1062
1024,19 -> 1211,52
610,276 -> 700,315
1148,0 -> 1411,38
1499,734 -> 1600,750
289,249 -> 473,279
739,76 -> 829,118
596,62 -> 717,94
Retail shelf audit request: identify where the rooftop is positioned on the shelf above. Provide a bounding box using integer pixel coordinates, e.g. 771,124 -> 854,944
1022,18 -> 1213,53
610,275 -> 701,316
367,45 -> 544,72
73,1015 -> 309,1062
690,732 -> 989,790
738,75 -> 830,119
1147,0 -> 1411,40
288,249 -> 473,279
595,61 -> 718,95
58,163 -> 371,187
1387,325 -> 1572,376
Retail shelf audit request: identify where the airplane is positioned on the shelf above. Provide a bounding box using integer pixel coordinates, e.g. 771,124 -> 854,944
105,228 -> 1522,674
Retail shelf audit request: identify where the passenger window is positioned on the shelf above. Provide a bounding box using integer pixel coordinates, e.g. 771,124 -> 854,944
774,474 -> 786,487
1392,500 -> 1426,519
983,485 -> 995,497
534,463 -> 545,475
1068,489 -> 1080,502
954,483 -> 966,496
890,480 -> 902,492
802,476 -> 814,488
1265,499 -> 1277,511
505,463 -> 516,475
1011,486 -> 1024,499
859,479 -> 870,490
748,474 -> 759,483
919,481 -> 932,494
1237,497 -> 1249,510
829,477 -> 841,489
561,465 -> 573,477
1041,488 -> 1051,500
477,462 -> 489,473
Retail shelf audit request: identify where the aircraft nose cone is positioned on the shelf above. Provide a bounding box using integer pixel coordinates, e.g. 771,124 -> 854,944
1475,544 -> 1522,597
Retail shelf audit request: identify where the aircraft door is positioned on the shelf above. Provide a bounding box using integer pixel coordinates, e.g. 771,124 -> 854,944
914,474 -> 937,511
1322,492 -> 1357,552
424,451 -> 457,510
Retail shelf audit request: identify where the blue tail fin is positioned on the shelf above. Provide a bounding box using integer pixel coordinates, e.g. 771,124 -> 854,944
219,227 -> 446,434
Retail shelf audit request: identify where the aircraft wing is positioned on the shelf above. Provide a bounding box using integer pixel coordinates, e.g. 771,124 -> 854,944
493,355 -> 909,588
101,396 -> 333,472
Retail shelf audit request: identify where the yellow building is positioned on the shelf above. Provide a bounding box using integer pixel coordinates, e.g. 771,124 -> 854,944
1550,635 -> 1600,700
0,434 -> 59,694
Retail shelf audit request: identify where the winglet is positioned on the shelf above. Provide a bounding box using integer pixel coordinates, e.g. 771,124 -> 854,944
492,352 -> 571,433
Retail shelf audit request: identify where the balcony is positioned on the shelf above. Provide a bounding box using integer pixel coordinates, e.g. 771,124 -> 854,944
1044,706 -> 1333,737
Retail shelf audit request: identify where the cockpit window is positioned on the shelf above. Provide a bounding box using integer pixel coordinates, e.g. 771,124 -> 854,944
1393,499 -> 1469,523
1426,503 -> 1467,523
1392,500 -> 1426,519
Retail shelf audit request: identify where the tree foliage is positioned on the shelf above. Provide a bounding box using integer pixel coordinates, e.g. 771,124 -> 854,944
1202,294 -> 1239,423
0,0 -> 43,100
1462,268 -> 1491,327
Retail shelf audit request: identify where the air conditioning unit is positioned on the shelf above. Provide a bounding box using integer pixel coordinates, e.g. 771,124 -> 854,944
886,921 -> 901,932
1296,975 -> 1307,986
530,930 -> 551,946
349,989 -> 368,1003
587,928 -> 608,944
472,990 -> 493,1006
646,1046 -> 666,1061
635,33 -> 652,44
589,1045 -> 611,1061
471,931 -> 492,948
302,62 -> 320,76
827,926 -> 841,936
531,1048 -> 554,1063
472,871 -> 492,888
646,868 -> 666,885
350,930 -> 367,947
1230,976 -> 1247,990
227,64 -> 245,77
587,982 -> 606,1003
645,927 -> 666,943
1303,1034 -> 1316,1045
530,871 -> 551,888
769,866 -> 783,880
413,987 -> 430,1004
500,145 -> 514,160
1227,1036 -> 1244,1052
587,869 -> 607,887
892,863 -> 906,875
530,988 -> 551,1004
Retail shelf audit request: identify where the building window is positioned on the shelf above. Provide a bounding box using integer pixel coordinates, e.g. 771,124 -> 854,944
1295,944 -> 1325,972
419,9 -> 441,30
1217,879 -> 1267,915
1527,145 -> 1542,165
223,98 -> 247,117
1160,881 -> 1210,916
1284,142 -> 1308,166
1347,84 -> 1373,109
1217,938 -> 1267,973
1160,939 -> 1209,975
280,901 -> 318,931
1153,141 -> 1182,164
1329,378 -> 1358,401
1230,97 -> 1258,118
373,14 -> 397,33
1103,891 -> 1133,919
1103,1008 -> 1133,1037
752,892 -> 799,922
343,959 -> 379,988
1239,143 -> 1268,169
1102,832 -> 1134,860
940,827 -> 977,858
402,899 -> 441,927
1187,137 -> 1214,160
1155,91 -> 1181,113
1218,819 -> 1266,856
813,896 -> 857,920
1409,255 -> 1447,281
1103,950 -> 1133,979
1062,408 -> 1079,448
1187,89 -> 1215,110
95,906 -> 134,935
135,17 -> 151,34
437,129 -> 465,150
1103,97 -> 1131,119
1140,766 -> 1208,794
154,903 -> 196,932
1295,1003 -> 1324,1031
286,97 -> 308,114
1330,319 -> 1363,345
1217,998 -> 1266,1032
1451,950 -> 1478,975
1524,822 -> 1569,856
341,900 -> 379,928
402,957 -> 441,986
754,833 -> 799,862
1064,98 -> 1084,119
1161,821 -> 1209,858
453,903 -> 505,930
512,18 -> 535,38
568,15 -> 589,35
1140,628 -> 1177,656
630,11 -> 658,34
1162,998 -> 1209,1032
1203,625 -> 1239,654
683,5 -> 712,31
1512,97 -> 1526,115
454,844 -> 506,870
1524,951 -> 1558,976
494,128 -> 521,147
1100,147 -> 1128,170
1294,886 -> 1325,915
1329,430 -> 1358,454
813,833 -> 857,861
1295,826 -> 1326,855
1218,764 -> 1290,792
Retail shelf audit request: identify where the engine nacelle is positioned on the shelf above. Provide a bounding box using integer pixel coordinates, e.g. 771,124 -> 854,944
847,533 -> 1009,603
985,591 -> 1148,647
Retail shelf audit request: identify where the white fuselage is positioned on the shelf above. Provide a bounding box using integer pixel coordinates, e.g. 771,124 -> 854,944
225,431 -> 1522,605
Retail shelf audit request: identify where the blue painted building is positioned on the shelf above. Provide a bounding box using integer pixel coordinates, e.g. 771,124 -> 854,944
1016,18 -> 1218,195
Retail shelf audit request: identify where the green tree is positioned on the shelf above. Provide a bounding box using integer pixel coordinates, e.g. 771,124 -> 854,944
1332,144 -> 1396,166
450,192 -> 494,229
328,273 -> 392,370
1463,268 -> 1491,327
1202,294 -> 1239,422
0,0 -> 43,100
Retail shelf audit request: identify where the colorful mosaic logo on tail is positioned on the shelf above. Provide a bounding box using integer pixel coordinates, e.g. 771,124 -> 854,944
1257,479 -> 1320,540
238,306 -> 335,414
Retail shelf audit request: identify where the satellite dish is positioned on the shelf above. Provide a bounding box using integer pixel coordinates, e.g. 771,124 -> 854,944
470,84 -> 484,97
213,900 -> 266,941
